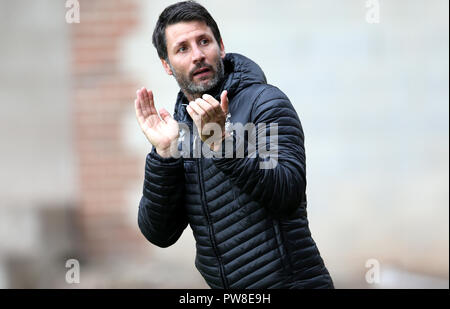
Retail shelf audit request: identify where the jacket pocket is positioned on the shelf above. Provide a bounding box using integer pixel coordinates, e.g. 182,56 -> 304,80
271,219 -> 293,274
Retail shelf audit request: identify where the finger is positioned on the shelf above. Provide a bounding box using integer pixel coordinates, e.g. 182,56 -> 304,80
195,98 -> 215,118
159,107 -> 172,124
186,104 -> 198,118
220,90 -> 229,115
135,99 -> 145,126
147,90 -> 158,115
134,100 -> 146,131
189,101 -> 207,118
186,105 -> 202,126
201,93 -> 221,112
141,87 -> 153,116
136,89 -> 148,118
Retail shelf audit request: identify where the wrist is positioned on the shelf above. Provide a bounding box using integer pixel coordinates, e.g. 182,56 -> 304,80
156,147 -> 172,158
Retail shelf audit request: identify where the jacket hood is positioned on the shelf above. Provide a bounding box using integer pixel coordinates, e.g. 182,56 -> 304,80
220,53 -> 267,100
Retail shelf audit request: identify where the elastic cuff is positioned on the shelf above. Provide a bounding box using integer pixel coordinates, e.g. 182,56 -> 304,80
149,147 -> 182,164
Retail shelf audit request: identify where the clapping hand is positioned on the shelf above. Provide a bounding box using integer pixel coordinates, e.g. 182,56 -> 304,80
134,87 -> 179,158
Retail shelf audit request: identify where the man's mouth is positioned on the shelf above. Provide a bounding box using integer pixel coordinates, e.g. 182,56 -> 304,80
193,67 -> 212,78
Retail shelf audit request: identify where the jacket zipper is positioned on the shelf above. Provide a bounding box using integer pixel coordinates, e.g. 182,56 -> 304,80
197,159 -> 229,288
183,102 -> 229,288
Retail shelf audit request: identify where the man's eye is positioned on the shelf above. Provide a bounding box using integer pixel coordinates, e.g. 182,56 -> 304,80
178,46 -> 187,53
200,39 -> 209,45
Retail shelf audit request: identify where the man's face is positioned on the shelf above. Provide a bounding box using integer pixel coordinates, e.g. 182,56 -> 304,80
162,20 -> 226,98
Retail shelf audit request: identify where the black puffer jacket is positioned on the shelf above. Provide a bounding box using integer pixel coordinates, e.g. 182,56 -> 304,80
138,53 -> 334,289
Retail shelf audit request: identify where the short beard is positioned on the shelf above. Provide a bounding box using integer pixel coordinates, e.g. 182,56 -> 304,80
168,53 -> 225,99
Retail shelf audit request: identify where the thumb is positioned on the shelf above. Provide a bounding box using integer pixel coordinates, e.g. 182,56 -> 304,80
220,90 -> 229,115
159,108 -> 172,123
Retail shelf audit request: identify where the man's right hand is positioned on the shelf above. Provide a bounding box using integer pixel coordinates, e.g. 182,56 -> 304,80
135,87 -> 179,158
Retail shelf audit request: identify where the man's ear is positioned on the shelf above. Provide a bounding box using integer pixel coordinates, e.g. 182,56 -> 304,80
219,39 -> 225,59
161,58 -> 173,76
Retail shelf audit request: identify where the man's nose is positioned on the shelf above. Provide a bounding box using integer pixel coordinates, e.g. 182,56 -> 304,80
191,44 -> 205,63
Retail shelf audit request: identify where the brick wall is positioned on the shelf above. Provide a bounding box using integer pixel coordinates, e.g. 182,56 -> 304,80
70,0 -> 144,258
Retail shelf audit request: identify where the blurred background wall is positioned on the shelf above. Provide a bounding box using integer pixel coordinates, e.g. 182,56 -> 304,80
0,0 -> 448,288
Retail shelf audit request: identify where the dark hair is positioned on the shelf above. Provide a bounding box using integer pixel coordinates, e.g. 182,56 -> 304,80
152,1 -> 222,61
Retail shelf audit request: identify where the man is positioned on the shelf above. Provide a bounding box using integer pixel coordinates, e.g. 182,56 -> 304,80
135,1 -> 334,289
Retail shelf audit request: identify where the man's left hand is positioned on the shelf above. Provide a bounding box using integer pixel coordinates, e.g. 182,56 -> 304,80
187,90 -> 229,151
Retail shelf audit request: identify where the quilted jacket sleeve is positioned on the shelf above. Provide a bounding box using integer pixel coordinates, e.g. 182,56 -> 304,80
212,85 -> 306,219
137,147 -> 188,248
